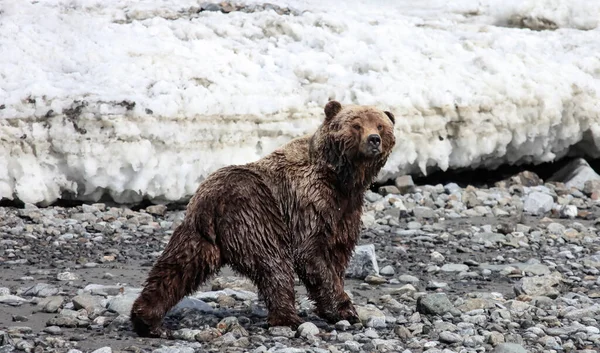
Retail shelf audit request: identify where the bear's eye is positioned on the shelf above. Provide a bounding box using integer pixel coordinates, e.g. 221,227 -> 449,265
377,124 -> 383,131
352,124 -> 361,131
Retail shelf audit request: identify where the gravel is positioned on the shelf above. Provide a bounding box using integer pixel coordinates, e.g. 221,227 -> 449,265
1,164 -> 600,352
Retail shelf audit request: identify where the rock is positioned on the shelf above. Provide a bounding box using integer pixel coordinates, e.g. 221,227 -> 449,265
0,295 -> 28,305
493,343 -> 528,353
91,348 -> 112,353
549,158 -> 600,190
356,305 -> 386,326
296,322 -> 319,338
472,232 -> 506,244
346,244 -> 379,279
172,328 -> 203,342
107,294 -> 137,315
194,288 -> 257,302
559,205 -> 578,219
365,274 -> 387,284
523,192 -> 554,215
444,183 -> 461,194
416,293 -> 459,316
146,204 -> 167,216
430,251 -> 445,263
561,304 -> 600,319
398,274 -> 420,283
211,277 -> 256,292
44,326 -> 62,335
514,272 -> 563,298
441,264 -> 469,273
23,283 -> 58,297
582,255 -> 600,268
37,296 -> 64,313
509,171 -> 543,187
379,185 -> 400,196
584,179 -> 600,196
335,320 -> 351,331
379,265 -> 395,276
195,328 -> 221,342
394,175 -> 415,194
0,330 -> 14,347
57,272 -> 78,281
268,326 -> 295,338
413,206 -> 435,219
72,294 -> 102,313
168,297 -> 214,314
462,186 -> 481,208
439,331 -> 462,343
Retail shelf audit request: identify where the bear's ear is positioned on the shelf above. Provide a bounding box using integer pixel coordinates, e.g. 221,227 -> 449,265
324,100 -> 342,121
384,111 -> 395,125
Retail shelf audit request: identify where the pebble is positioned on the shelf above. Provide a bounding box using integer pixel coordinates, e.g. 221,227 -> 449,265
296,322 -> 319,338
417,294 -> 459,316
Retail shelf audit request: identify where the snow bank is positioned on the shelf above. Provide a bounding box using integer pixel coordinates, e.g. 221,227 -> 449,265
486,0 -> 600,31
1,0 -> 600,205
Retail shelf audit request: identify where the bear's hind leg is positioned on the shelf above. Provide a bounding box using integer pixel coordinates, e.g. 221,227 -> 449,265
237,256 -> 303,328
224,235 -> 302,328
130,222 -> 221,338
296,255 -> 357,324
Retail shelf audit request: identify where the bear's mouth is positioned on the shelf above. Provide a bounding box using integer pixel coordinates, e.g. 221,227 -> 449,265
365,147 -> 382,157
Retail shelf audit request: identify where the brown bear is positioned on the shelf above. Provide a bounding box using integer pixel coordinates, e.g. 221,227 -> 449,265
130,100 -> 396,338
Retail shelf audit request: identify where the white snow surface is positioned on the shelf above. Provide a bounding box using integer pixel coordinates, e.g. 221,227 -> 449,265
1,0 -> 600,204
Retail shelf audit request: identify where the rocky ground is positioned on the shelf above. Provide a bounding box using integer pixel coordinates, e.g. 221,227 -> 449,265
1,158 -> 600,353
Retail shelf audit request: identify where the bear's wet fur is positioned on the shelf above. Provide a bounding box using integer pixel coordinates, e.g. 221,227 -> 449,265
130,100 -> 396,338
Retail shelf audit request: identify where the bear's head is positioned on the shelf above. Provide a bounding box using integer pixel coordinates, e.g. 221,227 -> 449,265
310,100 -> 396,190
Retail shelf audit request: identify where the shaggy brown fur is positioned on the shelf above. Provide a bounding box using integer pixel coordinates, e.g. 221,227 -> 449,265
130,100 -> 396,338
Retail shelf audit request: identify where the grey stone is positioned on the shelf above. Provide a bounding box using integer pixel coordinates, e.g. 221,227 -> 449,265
356,305 -> 386,326
379,265 -> 395,276
268,326 -> 295,338
582,255 -> 600,268
398,274 -> 420,283
43,326 -> 62,335
296,322 -> 319,338
584,179 -> 600,195
493,343 -> 528,353
514,272 -> 563,298
23,283 -> 59,297
107,294 -> 138,315
0,295 -> 28,305
346,244 -> 379,279
394,175 -> 415,194
379,185 -> 400,196
72,294 -> 103,313
439,331 -> 462,343
413,206 -> 435,219
523,192 -> 554,215
146,204 -> 167,216
172,328 -> 203,342
37,296 -> 64,313
441,264 -> 469,272
168,297 -> 214,314
335,320 -> 351,331
472,232 -> 506,244
194,288 -> 257,302
56,272 -> 78,281
416,293 -> 459,316
91,348 -> 112,353
550,158 -> 600,190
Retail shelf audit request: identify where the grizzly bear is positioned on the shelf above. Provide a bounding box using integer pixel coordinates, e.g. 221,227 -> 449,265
130,100 -> 396,338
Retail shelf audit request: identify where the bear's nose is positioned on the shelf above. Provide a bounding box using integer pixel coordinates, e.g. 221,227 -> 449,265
367,134 -> 381,147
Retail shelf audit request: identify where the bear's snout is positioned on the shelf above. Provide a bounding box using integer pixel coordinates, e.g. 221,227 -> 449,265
362,133 -> 382,157
367,134 -> 381,147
